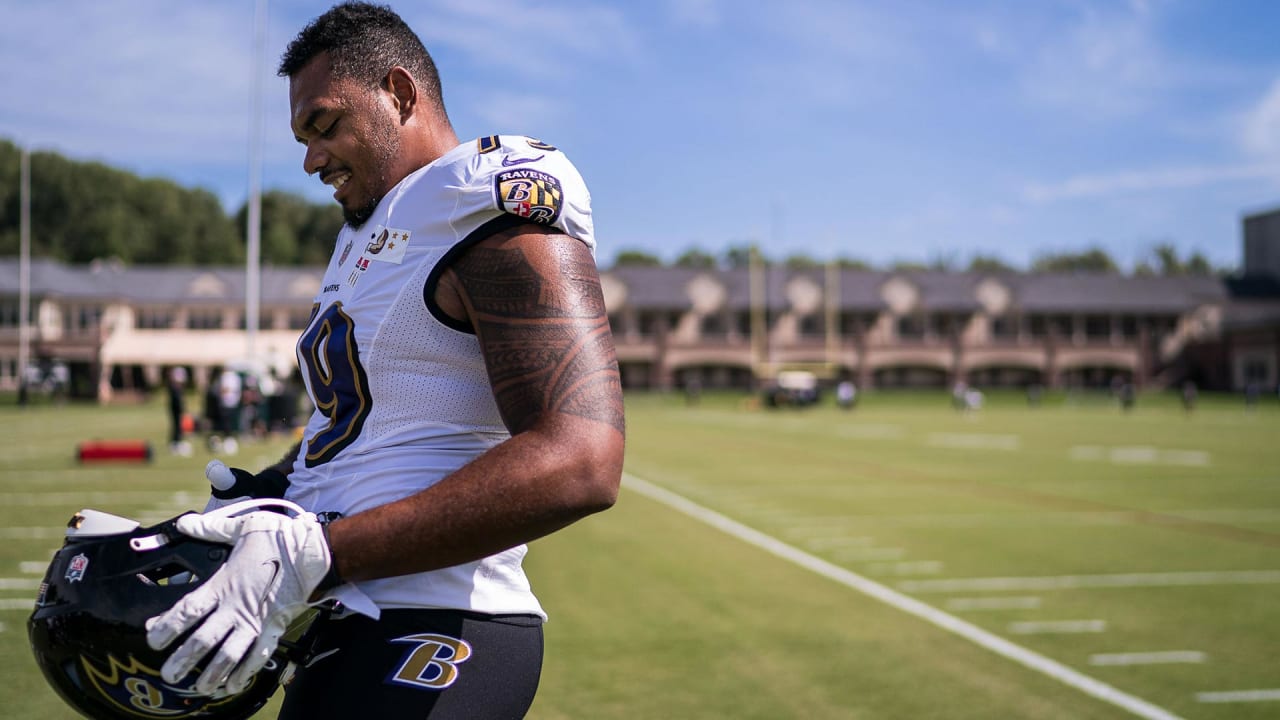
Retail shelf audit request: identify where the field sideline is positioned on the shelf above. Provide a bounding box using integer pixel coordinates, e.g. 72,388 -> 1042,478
0,390 -> 1277,718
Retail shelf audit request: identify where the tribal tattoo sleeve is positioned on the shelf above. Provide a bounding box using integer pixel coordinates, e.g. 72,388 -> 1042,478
449,230 -> 625,436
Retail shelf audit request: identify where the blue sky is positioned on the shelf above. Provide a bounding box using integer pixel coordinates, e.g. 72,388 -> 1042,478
2,0 -> 1279,271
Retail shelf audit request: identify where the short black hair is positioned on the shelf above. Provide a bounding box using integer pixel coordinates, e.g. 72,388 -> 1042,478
278,2 -> 446,113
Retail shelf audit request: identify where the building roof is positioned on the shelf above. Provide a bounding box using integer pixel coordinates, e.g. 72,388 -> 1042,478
0,257 -> 1242,316
0,258 -> 322,305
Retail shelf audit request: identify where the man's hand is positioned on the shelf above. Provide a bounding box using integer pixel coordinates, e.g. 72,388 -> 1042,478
145,509 -> 332,695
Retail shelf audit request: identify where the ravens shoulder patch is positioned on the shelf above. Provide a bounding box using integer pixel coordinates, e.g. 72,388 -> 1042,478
493,167 -> 563,225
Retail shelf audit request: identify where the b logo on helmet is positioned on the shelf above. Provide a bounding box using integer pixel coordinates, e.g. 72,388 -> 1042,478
81,653 -> 258,717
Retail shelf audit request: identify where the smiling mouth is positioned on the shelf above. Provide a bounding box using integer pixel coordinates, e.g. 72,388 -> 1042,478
322,171 -> 351,198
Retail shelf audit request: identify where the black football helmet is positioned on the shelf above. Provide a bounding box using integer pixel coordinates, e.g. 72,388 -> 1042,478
28,508 -> 294,719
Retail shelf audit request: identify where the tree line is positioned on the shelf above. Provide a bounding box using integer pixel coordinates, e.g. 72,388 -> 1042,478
0,137 -> 1223,275
0,139 -> 340,266
615,244 -> 1222,275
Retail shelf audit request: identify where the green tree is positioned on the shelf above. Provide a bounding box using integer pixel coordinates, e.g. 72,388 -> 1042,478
612,249 -> 663,267
675,248 -> 716,269
967,254 -> 1017,273
722,244 -> 761,269
1031,247 -> 1118,273
834,257 -> 872,270
784,253 -> 820,269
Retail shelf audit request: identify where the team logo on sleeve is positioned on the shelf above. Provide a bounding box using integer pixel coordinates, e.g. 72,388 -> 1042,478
494,168 -> 563,225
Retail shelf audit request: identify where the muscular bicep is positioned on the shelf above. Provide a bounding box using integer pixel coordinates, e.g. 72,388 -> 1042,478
445,227 -> 624,436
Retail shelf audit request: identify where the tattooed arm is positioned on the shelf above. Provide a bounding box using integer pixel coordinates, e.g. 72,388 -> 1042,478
324,226 -> 624,580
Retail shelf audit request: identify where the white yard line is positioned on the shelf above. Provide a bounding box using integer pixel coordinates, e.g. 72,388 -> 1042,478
900,570 -> 1280,594
869,560 -> 944,576
1195,689 -> 1280,704
831,547 -> 908,562
836,425 -> 906,440
0,491 -> 199,506
0,578 -> 41,591
946,596 -> 1042,611
1068,446 -> 1210,468
1009,620 -> 1107,634
0,528 -> 68,540
623,473 -> 1184,720
0,599 -> 33,611
802,536 -> 876,550
926,433 -> 1020,451
1090,652 -> 1206,666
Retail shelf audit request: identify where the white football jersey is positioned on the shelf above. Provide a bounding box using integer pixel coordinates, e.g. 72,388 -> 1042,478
287,135 -> 595,619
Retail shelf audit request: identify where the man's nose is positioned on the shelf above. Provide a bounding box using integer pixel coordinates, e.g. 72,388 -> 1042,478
303,143 -> 329,176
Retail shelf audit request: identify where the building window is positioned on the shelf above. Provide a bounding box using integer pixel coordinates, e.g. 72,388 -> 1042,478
700,313 -> 727,337
991,315 -> 1016,339
1028,315 -> 1048,339
1084,315 -> 1110,339
136,307 -> 174,330
289,309 -> 316,330
0,301 -> 16,327
187,309 -> 223,330
77,306 -> 102,330
238,312 -> 274,330
896,315 -> 925,340
637,312 -> 666,337
1120,316 -> 1138,339
798,314 -> 823,338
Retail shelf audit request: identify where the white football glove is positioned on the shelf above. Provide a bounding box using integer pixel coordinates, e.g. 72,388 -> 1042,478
145,500 -> 337,695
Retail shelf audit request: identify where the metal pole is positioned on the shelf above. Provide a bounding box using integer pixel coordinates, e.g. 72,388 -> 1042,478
18,148 -> 31,404
245,0 -> 268,362
749,244 -> 767,381
825,259 -> 839,369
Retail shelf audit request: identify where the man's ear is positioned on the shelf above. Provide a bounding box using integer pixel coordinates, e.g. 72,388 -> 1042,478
385,66 -> 417,124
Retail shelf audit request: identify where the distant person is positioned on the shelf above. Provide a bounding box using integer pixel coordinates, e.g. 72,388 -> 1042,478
1119,382 -> 1136,412
951,380 -> 968,411
166,367 -> 191,456
1181,380 -> 1197,413
1025,383 -> 1043,408
202,370 -> 224,451
1245,381 -> 1261,410
216,368 -> 242,453
685,376 -> 702,406
836,379 -> 857,410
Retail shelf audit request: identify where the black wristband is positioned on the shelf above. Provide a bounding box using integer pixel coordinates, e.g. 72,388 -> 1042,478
313,521 -> 345,595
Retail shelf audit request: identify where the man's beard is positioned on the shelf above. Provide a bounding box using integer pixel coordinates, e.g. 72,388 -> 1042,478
344,116 -> 401,228
344,196 -> 381,228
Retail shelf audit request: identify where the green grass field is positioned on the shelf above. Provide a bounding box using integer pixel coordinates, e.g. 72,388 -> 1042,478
1,389 -> 1277,718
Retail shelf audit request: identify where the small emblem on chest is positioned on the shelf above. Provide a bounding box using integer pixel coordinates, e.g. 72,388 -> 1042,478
365,225 -> 411,264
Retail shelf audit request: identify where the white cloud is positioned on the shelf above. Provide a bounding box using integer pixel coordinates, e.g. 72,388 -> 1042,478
1022,164 -> 1273,203
666,0 -> 720,29
1019,5 -> 1168,119
0,1 -> 259,168
407,0 -> 642,74
465,91 -> 564,135
1241,77 -> 1280,159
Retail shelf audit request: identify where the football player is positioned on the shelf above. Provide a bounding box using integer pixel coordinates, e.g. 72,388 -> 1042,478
145,3 -> 624,717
